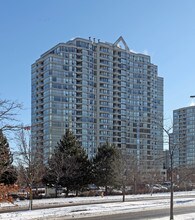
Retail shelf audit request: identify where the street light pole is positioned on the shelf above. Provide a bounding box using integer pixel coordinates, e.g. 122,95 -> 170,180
169,134 -> 174,220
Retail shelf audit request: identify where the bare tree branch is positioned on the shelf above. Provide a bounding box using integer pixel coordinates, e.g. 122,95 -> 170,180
14,129 -> 44,210
0,99 -> 23,132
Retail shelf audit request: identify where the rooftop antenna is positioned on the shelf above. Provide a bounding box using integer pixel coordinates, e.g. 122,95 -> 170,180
190,95 -> 195,106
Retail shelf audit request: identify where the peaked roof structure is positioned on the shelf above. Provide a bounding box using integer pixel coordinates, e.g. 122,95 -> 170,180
114,36 -> 129,51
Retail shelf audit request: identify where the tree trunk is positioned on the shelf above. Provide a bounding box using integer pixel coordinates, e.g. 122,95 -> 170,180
105,185 -> 108,195
29,186 -> 33,210
65,188 -> 69,197
134,177 -> 137,194
122,184 -> 125,202
55,184 -> 58,198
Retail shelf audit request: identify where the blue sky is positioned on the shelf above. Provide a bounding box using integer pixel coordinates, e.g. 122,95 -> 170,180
1,0 -> 195,126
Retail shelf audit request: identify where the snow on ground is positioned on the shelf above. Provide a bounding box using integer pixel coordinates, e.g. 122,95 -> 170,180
0,191 -> 195,219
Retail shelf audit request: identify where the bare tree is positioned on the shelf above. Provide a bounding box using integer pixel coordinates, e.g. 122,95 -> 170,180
173,165 -> 195,190
0,99 -> 22,131
114,150 -> 140,201
14,128 -> 44,210
163,122 -> 186,220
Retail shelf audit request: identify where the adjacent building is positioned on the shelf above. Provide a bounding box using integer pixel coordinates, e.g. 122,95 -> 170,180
31,36 -> 164,171
172,101 -> 195,167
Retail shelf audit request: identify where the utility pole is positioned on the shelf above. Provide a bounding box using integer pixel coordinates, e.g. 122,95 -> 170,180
164,128 -> 174,220
169,133 -> 174,220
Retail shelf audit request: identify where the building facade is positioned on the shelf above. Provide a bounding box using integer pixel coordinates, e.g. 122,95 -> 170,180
31,36 -> 164,171
172,105 -> 195,167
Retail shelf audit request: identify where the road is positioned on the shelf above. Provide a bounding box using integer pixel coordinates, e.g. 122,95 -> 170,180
53,206 -> 195,220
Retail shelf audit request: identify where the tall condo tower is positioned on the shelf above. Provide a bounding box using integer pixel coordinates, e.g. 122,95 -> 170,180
31,36 -> 164,171
172,97 -> 195,167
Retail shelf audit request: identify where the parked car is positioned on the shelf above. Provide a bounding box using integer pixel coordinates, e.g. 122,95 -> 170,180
147,184 -> 168,193
161,182 -> 180,191
154,184 -> 168,192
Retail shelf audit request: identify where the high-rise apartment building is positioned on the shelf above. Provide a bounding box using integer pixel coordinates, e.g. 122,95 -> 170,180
172,103 -> 195,167
31,36 -> 164,171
